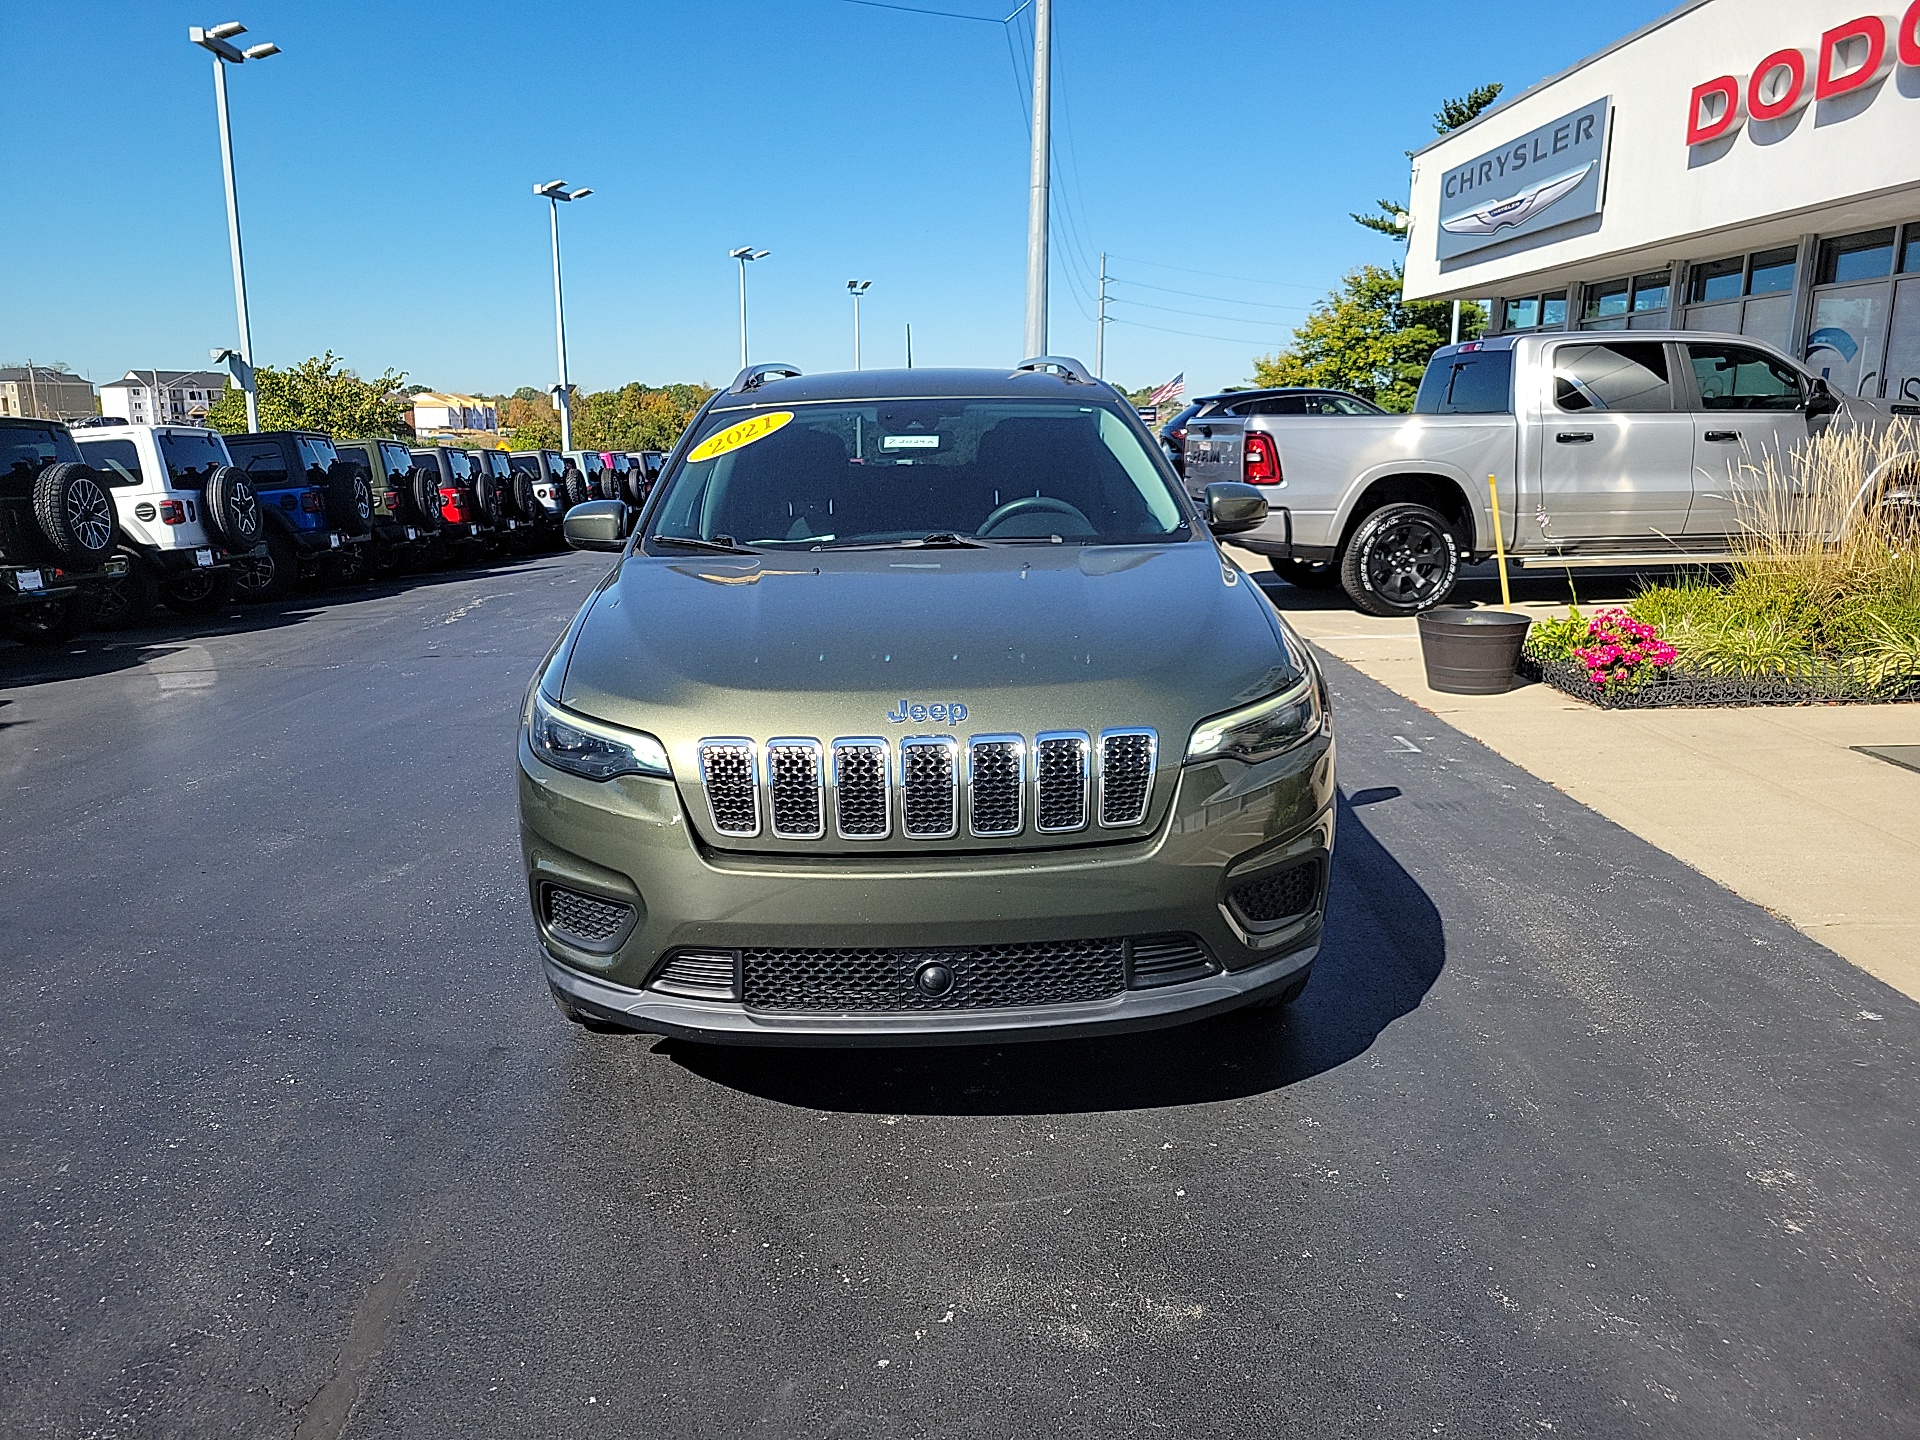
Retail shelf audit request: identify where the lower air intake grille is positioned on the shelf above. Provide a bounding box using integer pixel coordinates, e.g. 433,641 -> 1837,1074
900,738 -> 958,838
700,740 -> 759,836
1034,733 -> 1090,832
1229,861 -> 1320,925
741,937 -> 1129,1013
968,737 -> 1023,836
651,949 -> 740,1000
543,886 -> 637,954
1127,934 -> 1218,989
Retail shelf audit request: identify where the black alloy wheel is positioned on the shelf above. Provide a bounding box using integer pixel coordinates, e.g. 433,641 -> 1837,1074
0,593 -> 96,647
161,568 -> 233,616
94,561 -> 159,629
204,466 -> 263,549
230,527 -> 298,603
34,463 -> 118,567
329,541 -> 372,588
1339,502 -> 1461,617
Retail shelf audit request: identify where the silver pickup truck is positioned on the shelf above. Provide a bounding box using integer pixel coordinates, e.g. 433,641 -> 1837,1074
1184,331 -> 1918,615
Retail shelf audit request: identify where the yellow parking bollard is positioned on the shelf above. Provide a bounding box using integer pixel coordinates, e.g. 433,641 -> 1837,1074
1488,473 -> 1512,611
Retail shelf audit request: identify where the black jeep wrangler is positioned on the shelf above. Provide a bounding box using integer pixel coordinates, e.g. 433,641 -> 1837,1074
0,417 -> 128,645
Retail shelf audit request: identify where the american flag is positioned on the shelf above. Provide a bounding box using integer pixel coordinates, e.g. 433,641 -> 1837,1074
1148,373 -> 1185,406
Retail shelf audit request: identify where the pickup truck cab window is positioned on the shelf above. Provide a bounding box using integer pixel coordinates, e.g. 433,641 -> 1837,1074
1414,351 -> 1513,415
1687,344 -> 1805,411
1552,342 -> 1675,413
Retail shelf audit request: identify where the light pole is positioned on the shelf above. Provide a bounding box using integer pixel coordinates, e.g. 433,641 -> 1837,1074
533,179 -> 592,452
847,280 -> 871,370
730,247 -> 769,369
1023,0 -> 1051,359
189,20 -> 279,433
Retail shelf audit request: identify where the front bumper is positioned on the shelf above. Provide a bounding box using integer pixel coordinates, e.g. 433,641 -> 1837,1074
518,728 -> 1335,1046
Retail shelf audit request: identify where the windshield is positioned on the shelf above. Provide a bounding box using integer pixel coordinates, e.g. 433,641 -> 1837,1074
650,398 -> 1189,548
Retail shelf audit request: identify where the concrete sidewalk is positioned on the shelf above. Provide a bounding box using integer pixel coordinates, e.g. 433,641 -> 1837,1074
1235,551 -> 1920,1002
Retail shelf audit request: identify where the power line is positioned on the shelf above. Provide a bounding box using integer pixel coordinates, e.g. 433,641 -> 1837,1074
1107,252 -> 1322,291
1108,294 -> 1307,325
1109,315 -> 1293,347
837,0 -> 1021,22
1109,276 -> 1312,311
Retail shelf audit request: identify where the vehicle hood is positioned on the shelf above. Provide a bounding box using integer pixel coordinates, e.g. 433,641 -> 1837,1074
555,542 -> 1300,851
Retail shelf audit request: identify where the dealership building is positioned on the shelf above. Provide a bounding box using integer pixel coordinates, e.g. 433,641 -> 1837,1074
1403,0 -> 1920,405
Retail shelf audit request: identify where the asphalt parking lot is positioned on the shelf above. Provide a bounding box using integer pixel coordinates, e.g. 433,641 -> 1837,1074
3,550 -> 1918,1439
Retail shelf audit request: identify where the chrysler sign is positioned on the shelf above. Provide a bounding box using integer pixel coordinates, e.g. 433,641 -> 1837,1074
1436,98 -> 1610,260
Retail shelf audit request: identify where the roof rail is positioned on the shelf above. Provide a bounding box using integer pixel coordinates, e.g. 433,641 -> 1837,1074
1013,355 -> 1093,383
728,362 -> 803,395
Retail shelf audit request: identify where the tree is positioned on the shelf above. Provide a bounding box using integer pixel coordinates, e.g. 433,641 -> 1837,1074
206,353 -> 410,437
504,381 -> 718,452
1250,264 -> 1483,413
1350,83 -> 1504,240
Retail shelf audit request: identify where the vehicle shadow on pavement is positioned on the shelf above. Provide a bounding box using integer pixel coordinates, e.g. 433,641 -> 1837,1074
664,793 -> 1444,1115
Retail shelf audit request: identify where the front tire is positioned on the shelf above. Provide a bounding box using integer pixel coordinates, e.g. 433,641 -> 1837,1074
1338,502 -> 1460,617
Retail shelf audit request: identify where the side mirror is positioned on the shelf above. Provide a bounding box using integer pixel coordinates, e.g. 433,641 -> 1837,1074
1807,375 -> 1840,416
1204,481 -> 1268,536
562,499 -> 632,552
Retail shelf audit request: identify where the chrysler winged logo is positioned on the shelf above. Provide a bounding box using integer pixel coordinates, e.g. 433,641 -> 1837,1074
1441,163 -> 1592,238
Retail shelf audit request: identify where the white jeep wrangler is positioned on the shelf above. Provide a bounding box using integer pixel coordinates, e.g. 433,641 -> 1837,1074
72,424 -> 264,624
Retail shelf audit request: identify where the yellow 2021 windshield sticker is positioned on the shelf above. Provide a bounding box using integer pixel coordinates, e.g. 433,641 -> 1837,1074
687,411 -> 793,463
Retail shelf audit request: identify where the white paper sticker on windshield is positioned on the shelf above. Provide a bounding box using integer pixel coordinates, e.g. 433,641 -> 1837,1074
881,434 -> 940,450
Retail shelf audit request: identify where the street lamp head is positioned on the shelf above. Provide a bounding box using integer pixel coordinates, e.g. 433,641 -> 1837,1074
207,20 -> 247,39
241,42 -> 279,59
534,179 -> 568,198
848,280 -> 871,295
568,187 -> 593,200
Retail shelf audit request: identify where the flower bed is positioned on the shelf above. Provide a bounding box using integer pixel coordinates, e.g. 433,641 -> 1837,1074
1520,652 -> 1920,709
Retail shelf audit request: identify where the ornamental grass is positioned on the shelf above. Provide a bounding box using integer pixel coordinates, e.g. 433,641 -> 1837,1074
1527,420 -> 1920,695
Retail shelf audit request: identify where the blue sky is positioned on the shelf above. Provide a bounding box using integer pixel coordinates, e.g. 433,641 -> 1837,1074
2,1 -> 1671,399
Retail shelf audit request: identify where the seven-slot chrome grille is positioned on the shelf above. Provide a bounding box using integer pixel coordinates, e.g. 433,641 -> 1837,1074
696,728 -> 1156,842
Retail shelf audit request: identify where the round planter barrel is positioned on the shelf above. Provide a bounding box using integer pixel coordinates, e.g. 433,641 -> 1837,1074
1417,608 -> 1532,695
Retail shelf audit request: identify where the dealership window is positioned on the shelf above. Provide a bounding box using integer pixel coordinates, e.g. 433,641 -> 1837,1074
1683,246 -> 1797,355
1880,221 -> 1920,407
1582,278 -> 1630,328
1806,227 -> 1905,398
1496,292 -> 1568,334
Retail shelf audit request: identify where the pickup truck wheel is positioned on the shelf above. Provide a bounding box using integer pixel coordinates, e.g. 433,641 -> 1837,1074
231,528 -> 298,603
1271,558 -> 1339,590
161,569 -> 233,615
1339,502 -> 1461,617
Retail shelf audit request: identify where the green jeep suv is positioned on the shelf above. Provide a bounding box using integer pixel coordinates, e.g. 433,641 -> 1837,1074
518,359 -> 1336,1044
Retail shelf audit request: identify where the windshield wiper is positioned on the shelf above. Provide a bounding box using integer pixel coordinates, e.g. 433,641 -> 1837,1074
818,532 -> 996,551
648,534 -> 760,556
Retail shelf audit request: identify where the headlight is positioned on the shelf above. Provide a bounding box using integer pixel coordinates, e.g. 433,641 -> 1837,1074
529,690 -> 671,781
1184,677 -> 1322,765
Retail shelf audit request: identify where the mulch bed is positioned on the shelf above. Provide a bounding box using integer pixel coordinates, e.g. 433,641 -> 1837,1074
1520,654 -> 1920,709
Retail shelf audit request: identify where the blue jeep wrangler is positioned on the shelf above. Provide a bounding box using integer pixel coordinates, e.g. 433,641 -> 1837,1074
222,430 -> 373,600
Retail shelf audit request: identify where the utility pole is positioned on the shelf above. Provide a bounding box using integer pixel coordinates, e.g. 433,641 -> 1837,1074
1022,0 -> 1051,359
190,22 -> 280,433
1096,252 -> 1108,378
1450,300 -> 1462,345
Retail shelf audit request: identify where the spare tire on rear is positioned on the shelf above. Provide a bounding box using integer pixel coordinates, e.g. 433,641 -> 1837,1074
410,468 -> 446,529
473,469 -> 510,527
202,465 -> 264,550
511,468 -> 539,519
325,461 -> 374,536
33,462 -> 118,568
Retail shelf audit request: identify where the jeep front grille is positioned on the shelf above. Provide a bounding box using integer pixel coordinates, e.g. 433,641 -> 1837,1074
831,739 -> 890,839
967,737 -> 1024,837
900,737 -> 959,838
1034,732 -> 1090,832
766,738 -> 824,839
694,728 -> 1157,843
699,740 -> 759,837
1099,729 -> 1156,828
